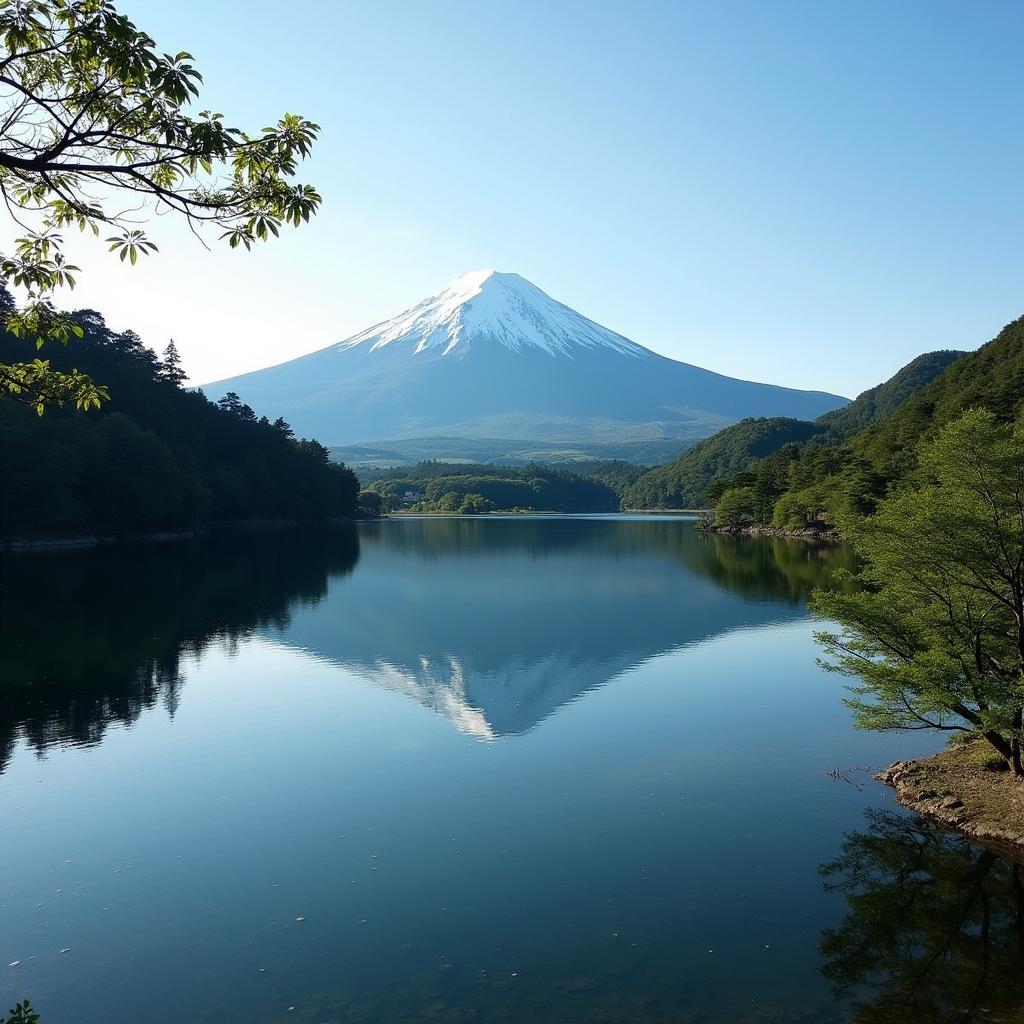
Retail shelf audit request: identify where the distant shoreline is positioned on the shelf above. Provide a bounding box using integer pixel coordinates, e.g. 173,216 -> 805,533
387,509 -> 707,517
0,518 -> 357,553
621,508 -> 710,515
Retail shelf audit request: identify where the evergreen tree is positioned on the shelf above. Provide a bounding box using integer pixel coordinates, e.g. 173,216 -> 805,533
158,341 -> 187,388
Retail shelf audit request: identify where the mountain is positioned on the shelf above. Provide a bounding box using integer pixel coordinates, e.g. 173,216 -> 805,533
203,270 -> 847,461
815,349 -> 967,443
623,349 -> 966,510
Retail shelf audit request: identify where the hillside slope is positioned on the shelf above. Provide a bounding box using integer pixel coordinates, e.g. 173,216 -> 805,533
816,349 -> 966,442
709,316 -> 1024,527
622,417 -> 823,509
624,349 -> 967,510
0,295 -> 359,539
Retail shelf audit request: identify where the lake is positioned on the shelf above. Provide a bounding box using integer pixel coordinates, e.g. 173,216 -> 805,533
1,516 -> 1019,1023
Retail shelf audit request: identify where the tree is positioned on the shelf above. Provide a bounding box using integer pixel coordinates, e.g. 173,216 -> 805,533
458,493 -> 494,514
713,485 -> 761,526
157,340 -> 186,387
0,0 -> 321,413
812,409 -> 1024,775
357,489 -> 385,517
2,1002 -> 39,1024
216,391 -> 254,421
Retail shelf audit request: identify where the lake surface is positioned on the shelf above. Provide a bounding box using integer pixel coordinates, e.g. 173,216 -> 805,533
1,516 -> 1019,1023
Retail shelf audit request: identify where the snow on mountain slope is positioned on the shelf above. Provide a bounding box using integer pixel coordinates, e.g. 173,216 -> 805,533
341,269 -> 647,358
204,270 -> 848,455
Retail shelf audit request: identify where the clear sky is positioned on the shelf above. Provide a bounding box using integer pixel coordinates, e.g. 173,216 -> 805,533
26,0 -> 1024,396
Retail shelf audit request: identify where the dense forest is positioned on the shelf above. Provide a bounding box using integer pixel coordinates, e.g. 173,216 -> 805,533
814,349 -> 965,441
624,348 -> 966,514
709,319 -> 1022,528
622,417 -> 824,510
364,461 -> 620,513
0,288 -> 359,540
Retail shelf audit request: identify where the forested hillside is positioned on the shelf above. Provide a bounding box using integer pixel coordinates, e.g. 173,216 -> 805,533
0,293 -> 359,540
365,462 -> 619,513
815,349 -> 965,442
710,317 -> 1024,529
622,417 -> 824,509
625,349 -> 966,512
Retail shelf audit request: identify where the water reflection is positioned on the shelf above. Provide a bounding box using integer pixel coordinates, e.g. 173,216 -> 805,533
271,518 -> 855,737
820,809 -> 1024,1023
0,517 -> 851,765
0,527 -> 360,771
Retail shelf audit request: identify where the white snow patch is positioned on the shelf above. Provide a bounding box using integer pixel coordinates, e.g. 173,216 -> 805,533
336,270 -> 649,360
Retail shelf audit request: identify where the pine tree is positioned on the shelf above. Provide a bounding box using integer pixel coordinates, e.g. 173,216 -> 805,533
158,341 -> 187,388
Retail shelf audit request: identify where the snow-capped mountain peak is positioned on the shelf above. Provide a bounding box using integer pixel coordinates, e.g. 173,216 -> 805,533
338,269 -> 649,359
203,268 -> 849,455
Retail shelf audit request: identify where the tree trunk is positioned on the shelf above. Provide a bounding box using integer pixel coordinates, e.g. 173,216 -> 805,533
1012,708 -> 1024,779
982,730 -> 1023,776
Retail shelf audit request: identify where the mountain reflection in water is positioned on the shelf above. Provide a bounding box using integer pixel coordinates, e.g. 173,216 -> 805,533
270,518 -> 854,738
0,516 -> 853,767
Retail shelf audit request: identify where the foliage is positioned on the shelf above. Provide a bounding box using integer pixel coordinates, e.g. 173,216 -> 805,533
622,348 -> 967,524
549,458 -> 645,498
0,291 -> 359,539
0,0 -> 320,413
356,490 -> 385,517
812,409 -> 1024,773
713,486 -> 760,527
457,493 -> 495,514
1,1003 -> 38,1024
365,461 -> 620,513
815,350 -> 966,442
710,322 -> 1024,529
770,483 -> 833,529
623,417 -> 822,510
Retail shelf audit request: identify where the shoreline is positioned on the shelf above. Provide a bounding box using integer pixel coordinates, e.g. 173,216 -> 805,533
878,743 -> 1024,864
704,523 -> 842,541
620,508 -> 710,515
0,517 -> 359,553
389,509 -> 704,517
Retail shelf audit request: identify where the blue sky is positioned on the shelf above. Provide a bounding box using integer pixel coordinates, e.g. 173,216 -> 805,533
57,0 -> 1024,395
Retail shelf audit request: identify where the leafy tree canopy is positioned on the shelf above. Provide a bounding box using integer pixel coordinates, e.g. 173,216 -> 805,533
0,0 -> 321,412
812,409 -> 1024,775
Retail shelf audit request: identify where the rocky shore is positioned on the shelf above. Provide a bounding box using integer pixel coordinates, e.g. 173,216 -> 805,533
878,743 -> 1024,864
704,522 -> 842,541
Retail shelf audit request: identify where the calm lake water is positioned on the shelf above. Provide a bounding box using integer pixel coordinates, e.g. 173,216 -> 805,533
1,516 -> 1019,1023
